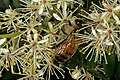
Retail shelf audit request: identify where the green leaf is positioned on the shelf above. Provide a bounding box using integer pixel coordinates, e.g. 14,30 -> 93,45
2,0 -> 10,8
103,54 -> 116,79
2,70 -> 14,80
115,62 -> 120,80
86,56 -> 96,69
64,51 -> 82,69
11,0 -> 21,8
0,31 -> 25,38
0,0 -> 10,10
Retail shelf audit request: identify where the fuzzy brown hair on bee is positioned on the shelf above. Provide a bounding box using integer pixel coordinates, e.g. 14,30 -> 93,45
51,18 -> 84,63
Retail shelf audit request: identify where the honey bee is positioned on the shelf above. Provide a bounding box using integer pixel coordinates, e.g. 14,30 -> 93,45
51,18 -> 84,63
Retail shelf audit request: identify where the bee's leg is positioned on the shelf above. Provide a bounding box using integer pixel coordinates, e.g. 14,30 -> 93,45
74,38 -> 83,46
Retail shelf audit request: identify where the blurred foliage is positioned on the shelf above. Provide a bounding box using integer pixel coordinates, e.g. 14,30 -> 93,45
1,0 -> 120,80
0,0 -> 21,12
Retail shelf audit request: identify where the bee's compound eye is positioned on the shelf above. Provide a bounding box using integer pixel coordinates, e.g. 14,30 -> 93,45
75,19 -> 82,25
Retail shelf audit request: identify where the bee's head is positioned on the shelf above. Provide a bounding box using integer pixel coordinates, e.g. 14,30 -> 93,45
67,17 -> 86,31
69,17 -> 85,25
75,18 -> 85,26
74,18 -> 85,30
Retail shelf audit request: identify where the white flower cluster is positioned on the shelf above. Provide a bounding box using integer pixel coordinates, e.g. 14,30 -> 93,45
0,0 -> 120,80
77,0 -> 120,64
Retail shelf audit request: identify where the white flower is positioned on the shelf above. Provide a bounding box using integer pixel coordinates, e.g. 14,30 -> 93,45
42,22 -> 58,45
0,48 -> 9,53
70,67 -> 81,79
53,3 -> 68,22
38,38 -> 48,44
38,5 -> 43,15
32,0 -> 39,2
0,38 -> 6,45
104,39 -> 113,46
53,3 -> 80,29
69,66 -> 95,80
32,0 -> 54,15
53,13 -> 62,21
56,0 -> 82,9
93,1 -> 120,24
92,27 -> 98,38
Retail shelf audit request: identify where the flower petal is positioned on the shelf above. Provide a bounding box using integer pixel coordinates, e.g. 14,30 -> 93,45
71,71 -> 81,79
57,1 -> 61,9
63,2 -> 67,17
105,41 -> 113,46
53,13 -> 62,21
48,22 -> 53,32
0,48 -> 9,53
112,13 -> 120,24
38,5 -> 43,15
48,4 -> 53,10
92,27 -> 98,38
32,0 -> 39,2
38,39 -> 48,44
113,5 -> 120,11
0,38 -> 6,45
101,12 -> 108,19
